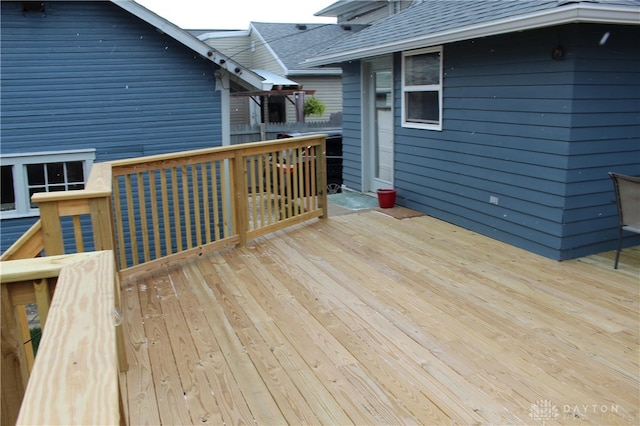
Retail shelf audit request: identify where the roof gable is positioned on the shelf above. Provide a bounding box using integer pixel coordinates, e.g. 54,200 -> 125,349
305,0 -> 640,66
111,0 -> 272,90
250,22 -> 367,74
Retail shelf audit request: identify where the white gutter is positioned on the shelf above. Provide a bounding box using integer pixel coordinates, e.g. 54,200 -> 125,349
304,3 -> 640,66
111,1 -> 272,91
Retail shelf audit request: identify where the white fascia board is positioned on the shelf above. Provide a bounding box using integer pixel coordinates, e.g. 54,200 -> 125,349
305,3 -> 640,66
111,1 -> 271,91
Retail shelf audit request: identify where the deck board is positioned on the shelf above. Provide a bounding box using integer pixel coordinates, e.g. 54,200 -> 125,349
120,209 -> 639,425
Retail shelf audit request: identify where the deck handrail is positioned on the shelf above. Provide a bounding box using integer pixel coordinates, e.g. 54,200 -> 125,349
0,136 -> 328,423
109,135 -> 327,279
1,251 -> 122,426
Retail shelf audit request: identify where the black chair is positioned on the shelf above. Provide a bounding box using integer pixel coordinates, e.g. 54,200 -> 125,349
609,172 -> 640,269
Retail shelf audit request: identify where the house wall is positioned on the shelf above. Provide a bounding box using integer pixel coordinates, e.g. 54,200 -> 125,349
204,35 -> 252,125
1,1 -> 222,253
286,76 -> 343,122
203,34 -> 253,66
342,24 -> 639,260
249,29 -> 283,74
336,1 -> 415,25
563,24 -> 640,258
340,62 -> 364,190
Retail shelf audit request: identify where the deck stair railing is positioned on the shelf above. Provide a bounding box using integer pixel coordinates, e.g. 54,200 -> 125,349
0,135 -> 328,425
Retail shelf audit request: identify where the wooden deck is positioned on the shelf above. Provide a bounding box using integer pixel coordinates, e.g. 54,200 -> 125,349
119,207 -> 639,425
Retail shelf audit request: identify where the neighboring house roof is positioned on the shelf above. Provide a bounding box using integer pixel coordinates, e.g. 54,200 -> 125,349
249,22 -> 368,75
305,0 -> 640,66
315,0 -> 388,18
315,0 -> 421,24
111,0 -> 273,91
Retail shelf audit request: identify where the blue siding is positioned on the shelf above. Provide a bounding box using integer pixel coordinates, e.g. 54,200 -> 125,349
395,27 -> 578,259
343,24 -> 639,260
1,1 -> 223,253
562,24 -> 640,258
340,61 -> 363,190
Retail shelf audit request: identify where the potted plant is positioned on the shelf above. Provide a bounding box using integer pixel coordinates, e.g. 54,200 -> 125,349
304,97 -> 326,117
376,188 -> 396,208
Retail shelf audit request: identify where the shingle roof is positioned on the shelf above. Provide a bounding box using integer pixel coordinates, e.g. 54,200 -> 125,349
250,22 -> 367,72
305,0 -> 640,66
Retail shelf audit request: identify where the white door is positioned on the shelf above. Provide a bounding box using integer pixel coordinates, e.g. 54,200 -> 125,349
364,57 -> 394,192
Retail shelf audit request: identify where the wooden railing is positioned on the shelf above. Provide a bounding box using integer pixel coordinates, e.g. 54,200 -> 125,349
110,135 -> 327,279
1,252 -> 122,425
0,135 -> 328,424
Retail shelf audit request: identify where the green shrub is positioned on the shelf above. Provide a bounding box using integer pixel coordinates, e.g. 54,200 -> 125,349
304,97 -> 326,117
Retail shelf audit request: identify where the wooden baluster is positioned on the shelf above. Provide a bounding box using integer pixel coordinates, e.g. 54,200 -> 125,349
171,167 -> 182,252
16,305 -> 35,372
181,165 -> 193,250
113,177 -> 127,269
160,168 -> 172,256
124,174 -> 138,266
211,161 -> 221,241
249,155 -> 258,230
72,216 -> 84,253
192,164 -> 202,247
137,173 -> 150,263
149,171 -> 161,259
202,163 -> 212,244
33,279 -> 50,330
257,155 -> 264,227
264,153 -> 273,225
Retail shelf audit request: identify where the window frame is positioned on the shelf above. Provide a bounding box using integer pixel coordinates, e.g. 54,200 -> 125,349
401,46 -> 443,131
0,149 -> 95,219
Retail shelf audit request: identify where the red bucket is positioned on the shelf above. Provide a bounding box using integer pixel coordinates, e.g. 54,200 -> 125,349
377,189 -> 396,208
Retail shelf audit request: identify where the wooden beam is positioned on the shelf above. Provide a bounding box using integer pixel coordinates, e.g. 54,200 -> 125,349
234,153 -> 248,247
1,252 -> 98,284
0,220 -> 43,261
16,251 -> 120,426
38,203 -> 64,256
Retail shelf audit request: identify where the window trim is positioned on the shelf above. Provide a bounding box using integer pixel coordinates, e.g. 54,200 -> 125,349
0,149 -> 95,219
401,46 -> 443,131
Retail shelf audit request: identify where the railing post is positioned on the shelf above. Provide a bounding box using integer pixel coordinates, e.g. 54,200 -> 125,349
90,196 -> 116,253
1,285 -> 28,426
317,137 -> 328,219
38,202 -> 65,256
234,151 -> 248,247
89,192 -> 127,372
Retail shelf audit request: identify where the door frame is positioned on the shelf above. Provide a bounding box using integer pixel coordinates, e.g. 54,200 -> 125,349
362,56 -> 394,193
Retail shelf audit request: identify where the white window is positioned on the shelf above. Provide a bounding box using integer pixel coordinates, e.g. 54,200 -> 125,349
1,149 -> 95,219
402,46 -> 443,130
